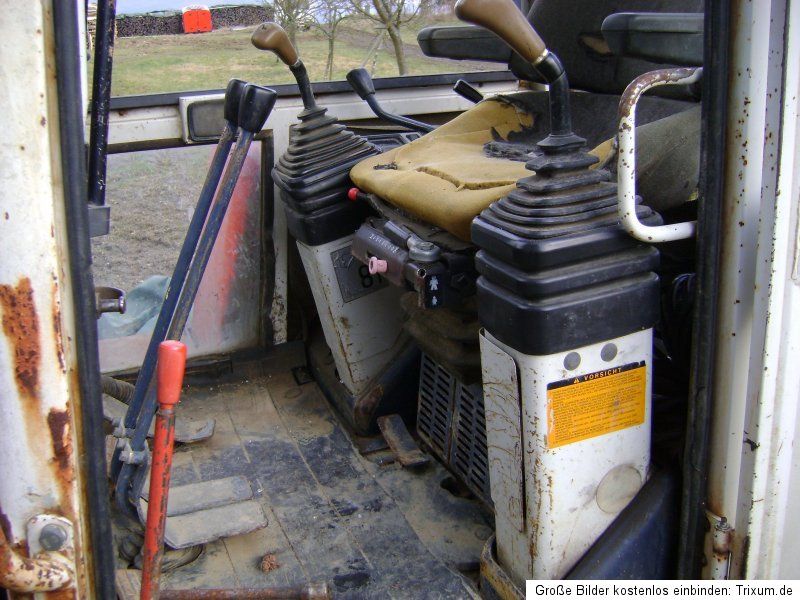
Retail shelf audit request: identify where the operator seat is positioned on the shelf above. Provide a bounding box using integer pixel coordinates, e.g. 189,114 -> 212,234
349,0 -> 703,245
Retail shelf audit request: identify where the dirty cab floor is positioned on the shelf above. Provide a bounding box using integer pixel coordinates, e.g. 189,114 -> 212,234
113,369 -> 492,599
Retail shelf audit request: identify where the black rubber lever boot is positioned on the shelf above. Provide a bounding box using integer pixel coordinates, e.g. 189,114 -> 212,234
224,78 -> 248,126
346,67 -> 376,100
238,84 -> 278,133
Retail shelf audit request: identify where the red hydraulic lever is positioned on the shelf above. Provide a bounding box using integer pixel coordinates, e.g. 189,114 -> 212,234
141,340 -> 188,600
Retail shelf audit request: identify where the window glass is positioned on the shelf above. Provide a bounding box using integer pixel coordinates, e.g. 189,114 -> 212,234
88,0 -> 505,96
92,144 -> 265,373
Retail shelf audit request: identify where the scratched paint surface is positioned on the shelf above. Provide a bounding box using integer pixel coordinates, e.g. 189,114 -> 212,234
0,2 -> 84,595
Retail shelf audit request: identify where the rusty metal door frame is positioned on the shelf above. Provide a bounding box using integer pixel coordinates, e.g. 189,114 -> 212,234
677,0 -> 729,579
53,0 -> 117,595
0,0 -> 115,596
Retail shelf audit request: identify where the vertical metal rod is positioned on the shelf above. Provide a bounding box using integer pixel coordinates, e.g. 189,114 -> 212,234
87,0 -> 117,208
289,61 -> 318,110
140,341 -> 187,600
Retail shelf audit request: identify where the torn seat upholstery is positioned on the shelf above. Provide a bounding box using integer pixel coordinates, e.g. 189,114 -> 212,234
350,91 -> 700,242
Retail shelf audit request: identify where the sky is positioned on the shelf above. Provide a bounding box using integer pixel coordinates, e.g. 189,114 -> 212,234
113,0 -> 263,15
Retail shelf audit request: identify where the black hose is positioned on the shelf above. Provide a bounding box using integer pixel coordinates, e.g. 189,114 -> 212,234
101,375 -> 135,404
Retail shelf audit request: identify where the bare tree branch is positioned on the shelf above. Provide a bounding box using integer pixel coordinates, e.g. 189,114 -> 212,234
310,0 -> 352,79
348,0 -> 431,74
262,0 -> 318,49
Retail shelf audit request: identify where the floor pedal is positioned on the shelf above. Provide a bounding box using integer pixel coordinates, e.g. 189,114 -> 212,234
137,476 -> 268,548
103,395 -> 215,443
377,414 -> 430,468
140,475 -> 253,516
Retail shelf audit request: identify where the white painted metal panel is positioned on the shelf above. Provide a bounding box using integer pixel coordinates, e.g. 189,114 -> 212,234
705,0 -> 800,579
0,0 -> 87,593
483,329 -> 652,582
297,237 -> 406,395
479,331 -> 529,577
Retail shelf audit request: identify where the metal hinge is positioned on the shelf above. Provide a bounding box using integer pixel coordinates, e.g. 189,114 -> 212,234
0,514 -> 75,593
706,510 -> 733,579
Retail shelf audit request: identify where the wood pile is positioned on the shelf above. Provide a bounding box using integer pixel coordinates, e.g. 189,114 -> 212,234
115,5 -> 273,38
116,12 -> 183,37
209,5 -> 273,29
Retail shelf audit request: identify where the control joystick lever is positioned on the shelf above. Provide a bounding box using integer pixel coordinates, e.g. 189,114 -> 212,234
252,22 -> 318,111
346,68 -> 435,134
455,0 -> 582,152
251,22 -> 380,246
453,79 -> 484,104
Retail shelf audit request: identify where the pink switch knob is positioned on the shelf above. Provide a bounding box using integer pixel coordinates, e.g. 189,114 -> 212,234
368,257 -> 388,275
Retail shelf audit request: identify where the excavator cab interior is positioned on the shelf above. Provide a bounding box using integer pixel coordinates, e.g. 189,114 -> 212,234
105,0 -> 709,596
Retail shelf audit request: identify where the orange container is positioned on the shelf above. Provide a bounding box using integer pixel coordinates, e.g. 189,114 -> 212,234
182,6 -> 212,34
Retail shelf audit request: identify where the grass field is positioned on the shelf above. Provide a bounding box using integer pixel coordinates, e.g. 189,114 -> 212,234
91,16 -> 501,290
102,17 -> 499,96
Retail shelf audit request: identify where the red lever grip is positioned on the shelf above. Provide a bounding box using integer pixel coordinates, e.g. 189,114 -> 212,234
156,340 -> 187,407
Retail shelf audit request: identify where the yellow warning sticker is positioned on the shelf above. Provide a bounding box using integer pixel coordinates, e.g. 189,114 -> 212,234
547,361 -> 646,449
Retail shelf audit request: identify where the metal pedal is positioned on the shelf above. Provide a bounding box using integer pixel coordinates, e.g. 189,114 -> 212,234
103,395 -> 215,444
377,414 -> 430,468
137,476 -> 268,549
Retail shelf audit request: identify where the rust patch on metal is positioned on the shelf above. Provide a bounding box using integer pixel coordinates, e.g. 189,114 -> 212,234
480,536 -> 524,600
0,502 -> 13,545
618,67 -> 699,118
47,409 -> 74,474
51,278 -> 66,373
0,521 -> 73,593
0,277 -> 41,400
353,384 -> 384,432
47,406 -> 77,520
45,588 -> 77,600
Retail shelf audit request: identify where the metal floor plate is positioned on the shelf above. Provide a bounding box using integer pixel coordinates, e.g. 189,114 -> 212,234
114,371 -> 490,599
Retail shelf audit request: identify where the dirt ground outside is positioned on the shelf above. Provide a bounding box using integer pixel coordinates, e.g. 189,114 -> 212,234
91,146 -> 212,292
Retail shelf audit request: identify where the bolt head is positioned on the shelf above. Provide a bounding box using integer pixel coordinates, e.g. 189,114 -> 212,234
39,523 -> 68,551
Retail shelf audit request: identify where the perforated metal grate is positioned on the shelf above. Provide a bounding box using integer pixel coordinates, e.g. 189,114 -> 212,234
417,354 -> 492,507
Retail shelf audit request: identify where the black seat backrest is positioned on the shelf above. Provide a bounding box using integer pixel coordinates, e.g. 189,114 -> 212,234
518,0 -> 703,94
418,0 -> 703,96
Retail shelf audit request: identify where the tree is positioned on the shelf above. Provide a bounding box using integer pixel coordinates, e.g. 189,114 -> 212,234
263,0 -> 316,49
349,0 -> 429,76
311,0 -> 352,80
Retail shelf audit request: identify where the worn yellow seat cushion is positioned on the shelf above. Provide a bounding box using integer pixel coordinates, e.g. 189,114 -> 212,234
350,99 -> 540,241
351,99 -> 612,241
350,96 -> 699,242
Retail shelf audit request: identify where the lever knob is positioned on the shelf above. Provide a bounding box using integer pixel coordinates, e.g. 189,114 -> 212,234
454,0 -> 547,65
453,79 -> 483,103
224,78 -> 248,125
238,84 -> 278,134
157,341 -> 187,408
251,22 -> 299,66
346,68 -> 376,100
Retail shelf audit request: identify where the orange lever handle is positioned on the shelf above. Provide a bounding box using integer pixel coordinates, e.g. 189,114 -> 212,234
156,340 -> 187,407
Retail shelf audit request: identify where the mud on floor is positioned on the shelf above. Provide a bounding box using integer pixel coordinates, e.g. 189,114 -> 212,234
114,371 -> 492,599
